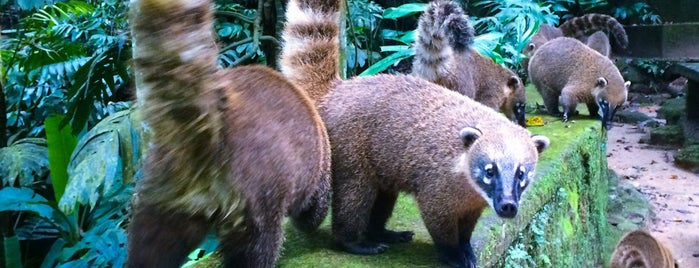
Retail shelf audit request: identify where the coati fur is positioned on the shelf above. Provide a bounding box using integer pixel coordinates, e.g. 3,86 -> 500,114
127,0 -> 331,267
528,37 -> 629,130
522,13 -> 628,67
585,31 -> 611,58
412,0 -> 527,127
280,0 -> 550,267
609,230 -> 677,268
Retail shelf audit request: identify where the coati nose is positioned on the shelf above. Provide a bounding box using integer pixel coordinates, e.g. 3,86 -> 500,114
495,201 -> 518,218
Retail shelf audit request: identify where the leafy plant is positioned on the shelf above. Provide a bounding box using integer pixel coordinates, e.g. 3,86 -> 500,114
0,110 -> 140,267
345,0 -> 386,76
1,0 -> 131,141
361,1 -> 556,76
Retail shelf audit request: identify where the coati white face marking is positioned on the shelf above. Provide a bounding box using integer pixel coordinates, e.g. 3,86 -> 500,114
458,127 -> 550,219
483,164 -> 494,185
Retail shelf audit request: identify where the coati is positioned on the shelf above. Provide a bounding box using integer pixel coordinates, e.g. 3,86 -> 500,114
280,0 -> 550,267
609,230 -> 677,268
522,13 -> 628,67
527,37 -> 629,130
127,0 -> 331,267
412,0 -> 527,127
585,31 -> 611,58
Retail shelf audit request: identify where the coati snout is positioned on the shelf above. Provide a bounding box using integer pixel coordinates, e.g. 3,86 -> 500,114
462,127 -> 549,218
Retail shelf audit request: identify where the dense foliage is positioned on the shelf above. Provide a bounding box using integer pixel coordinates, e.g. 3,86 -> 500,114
0,0 -> 662,267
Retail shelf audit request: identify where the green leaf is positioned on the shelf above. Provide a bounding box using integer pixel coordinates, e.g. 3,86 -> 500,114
60,110 -> 140,214
3,235 -> 22,268
0,138 -> 49,187
359,48 -> 414,76
382,3 -> 428,20
45,115 -> 78,202
0,187 -> 54,220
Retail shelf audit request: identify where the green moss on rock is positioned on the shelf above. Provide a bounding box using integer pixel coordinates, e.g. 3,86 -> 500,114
657,97 -> 686,124
674,144 -> 699,172
649,125 -> 685,146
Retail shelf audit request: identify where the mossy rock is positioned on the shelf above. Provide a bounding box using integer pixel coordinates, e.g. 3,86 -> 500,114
674,144 -> 699,172
615,110 -> 652,124
649,124 -> 685,146
657,97 -> 686,124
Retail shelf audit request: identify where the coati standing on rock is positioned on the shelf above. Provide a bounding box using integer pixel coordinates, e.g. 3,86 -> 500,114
528,37 -> 629,130
412,0 -> 527,127
127,0 -> 331,267
609,230 -> 677,268
522,13 -> 628,67
280,0 -> 550,267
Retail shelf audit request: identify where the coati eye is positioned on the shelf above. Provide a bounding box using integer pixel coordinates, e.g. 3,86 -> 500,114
517,166 -> 527,188
483,164 -> 495,184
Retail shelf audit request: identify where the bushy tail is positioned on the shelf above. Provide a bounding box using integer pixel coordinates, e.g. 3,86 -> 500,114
610,230 -> 676,268
279,0 -> 342,103
412,0 -> 474,81
131,0 -> 239,215
560,13 -> 629,50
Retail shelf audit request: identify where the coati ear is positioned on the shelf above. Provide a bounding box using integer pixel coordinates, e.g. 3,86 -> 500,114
459,127 -> 482,147
507,76 -> 520,89
624,80 -> 631,88
527,43 -> 535,52
596,77 -> 608,88
531,134 -> 550,154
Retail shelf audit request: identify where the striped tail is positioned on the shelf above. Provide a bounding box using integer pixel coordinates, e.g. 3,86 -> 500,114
412,0 -> 474,81
279,0 -> 342,104
560,13 -> 629,49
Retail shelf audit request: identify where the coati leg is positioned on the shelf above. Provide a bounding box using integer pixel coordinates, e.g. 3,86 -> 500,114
459,209 -> 484,266
332,172 -> 388,254
539,87 -> 561,117
417,197 -> 470,267
127,206 -> 209,267
559,89 -> 579,122
586,101 -> 601,119
218,208 -> 285,267
367,190 -> 414,244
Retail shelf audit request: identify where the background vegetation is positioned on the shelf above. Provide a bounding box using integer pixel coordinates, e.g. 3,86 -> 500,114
0,0 -> 661,266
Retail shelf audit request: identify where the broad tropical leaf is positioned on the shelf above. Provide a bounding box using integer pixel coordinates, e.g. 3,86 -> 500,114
0,138 -> 49,187
60,109 -> 141,214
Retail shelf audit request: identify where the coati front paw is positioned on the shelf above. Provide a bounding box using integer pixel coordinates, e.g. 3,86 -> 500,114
340,241 -> 389,255
437,244 -> 475,268
368,229 -> 414,244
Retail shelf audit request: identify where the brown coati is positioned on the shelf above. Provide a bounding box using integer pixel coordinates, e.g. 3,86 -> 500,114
528,37 -> 629,130
127,0 -> 331,267
280,0 -> 550,267
412,0 -> 527,127
522,13 -> 628,67
609,230 -> 677,268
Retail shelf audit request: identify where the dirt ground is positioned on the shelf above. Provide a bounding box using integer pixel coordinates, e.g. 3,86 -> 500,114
606,103 -> 699,267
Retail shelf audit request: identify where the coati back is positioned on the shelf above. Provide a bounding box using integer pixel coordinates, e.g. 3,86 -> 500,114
523,14 -> 628,63
412,0 -> 527,127
585,31 -> 611,57
609,230 -> 677,268
127,0 -> 330,267
280,0 -> 550,267
528,37 -> 629,130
